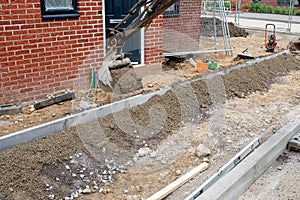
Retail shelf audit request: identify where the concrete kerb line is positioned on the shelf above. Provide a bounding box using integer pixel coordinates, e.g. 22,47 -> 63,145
0,51 -> 287,151
197,114 -> 300,200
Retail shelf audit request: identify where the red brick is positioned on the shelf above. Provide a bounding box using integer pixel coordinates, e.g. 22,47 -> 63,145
10,74 -> 25,81
22,34 -> 36,39
5,25 -> 20,31
11,9 -> 26,15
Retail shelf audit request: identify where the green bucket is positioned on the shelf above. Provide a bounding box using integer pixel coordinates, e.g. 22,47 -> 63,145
208,61 -> 218,70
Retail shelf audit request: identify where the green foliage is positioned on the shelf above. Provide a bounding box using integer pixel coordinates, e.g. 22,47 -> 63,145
265,5 -> 274,14
206,1 -> 231,10
251,3 -> 298,16
281,7 -> 289,15
274,7 -> 282,14
250,2 -> 265,13
295,10 -> 300,16
241,4 -> 250,9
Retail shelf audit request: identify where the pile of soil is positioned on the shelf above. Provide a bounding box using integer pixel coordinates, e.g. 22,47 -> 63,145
200,17 -> 249,37
0,54 -> 300,199
110,67 -> 143,94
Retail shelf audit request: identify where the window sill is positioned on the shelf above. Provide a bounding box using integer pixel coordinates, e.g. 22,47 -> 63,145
42,13 -> 80,19
163,13 -> 180,17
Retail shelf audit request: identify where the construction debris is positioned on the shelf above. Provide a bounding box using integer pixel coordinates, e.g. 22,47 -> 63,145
288,132 -> 300,152
34,90 -> 75,110
0,104 -> 23,116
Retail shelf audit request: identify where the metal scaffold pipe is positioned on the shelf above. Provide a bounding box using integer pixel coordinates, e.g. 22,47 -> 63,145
288,0 -> 295,32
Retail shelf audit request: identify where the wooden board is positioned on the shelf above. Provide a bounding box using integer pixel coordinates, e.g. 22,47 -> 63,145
147,162 -> 209,200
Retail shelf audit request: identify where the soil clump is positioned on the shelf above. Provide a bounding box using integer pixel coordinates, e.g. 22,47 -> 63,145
200,17 -> 249,37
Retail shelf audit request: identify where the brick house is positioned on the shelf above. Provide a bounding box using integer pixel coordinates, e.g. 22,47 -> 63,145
0,0 -> 202,104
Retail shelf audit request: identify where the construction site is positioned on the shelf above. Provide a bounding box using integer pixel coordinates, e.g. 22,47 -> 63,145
1,0 -> 300,200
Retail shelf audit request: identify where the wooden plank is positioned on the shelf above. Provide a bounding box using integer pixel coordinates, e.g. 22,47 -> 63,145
147,162 -> 210,200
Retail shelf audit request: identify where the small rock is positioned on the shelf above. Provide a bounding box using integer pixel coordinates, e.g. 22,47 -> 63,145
133,156 -> 138,162
150,152 -> 157,158
196,144 -> 211,158
82,188 -> 91,194
127,195 -> 138,200
48,194 -> 55,200
99,188 -> 104,193
93,185 -> 99,190
80,174 -> 85,178
124,189 -> 129,194
8,187 -> 13,192
202,158 -> 210,163
277,167 -> 282,170
18,118 -> 24,122
138,147 -> 150,157
65,165 -> 71,170
72,192 -> 79,198
175,170 -> 182,176
29,105 -> 35,112
72,173 -> 77,177
55,177 -> 60,182
148,84 -> 154,88
52,113 -> 56,117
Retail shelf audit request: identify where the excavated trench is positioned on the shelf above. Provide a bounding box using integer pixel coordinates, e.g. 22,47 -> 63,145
0,53 -> 300,199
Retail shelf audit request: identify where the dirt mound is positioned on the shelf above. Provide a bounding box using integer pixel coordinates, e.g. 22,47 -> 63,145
101,67 -> 143,94
0,54 -> 300,199
200,17 -> 249,37
288,39 -> 300,52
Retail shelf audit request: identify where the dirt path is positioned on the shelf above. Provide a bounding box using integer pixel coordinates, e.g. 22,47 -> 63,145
0,54 -> 300,200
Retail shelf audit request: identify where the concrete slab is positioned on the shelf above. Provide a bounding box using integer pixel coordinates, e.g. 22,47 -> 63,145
197,115 -> 300,200
0,104 -> 22,116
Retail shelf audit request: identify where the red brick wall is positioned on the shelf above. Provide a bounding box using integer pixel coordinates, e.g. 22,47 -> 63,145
261,0 -> 278,8
0,0 -> 104,104
0,0 -> 162,104
163,0 -> 202,53
144,16 -> 163,65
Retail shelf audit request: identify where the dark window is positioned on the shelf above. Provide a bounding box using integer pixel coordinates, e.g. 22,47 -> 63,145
164,1 -> 180,17
40,0 -> 80,19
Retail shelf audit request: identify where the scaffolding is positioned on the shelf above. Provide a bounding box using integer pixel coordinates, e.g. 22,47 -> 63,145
217,0 -> 233,56
287,0 -> 295,32
164,0 -> 233,58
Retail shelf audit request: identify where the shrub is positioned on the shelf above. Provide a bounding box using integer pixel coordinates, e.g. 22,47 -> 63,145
241,4 -> 250,9
265,5 -> 274,14
274,7 -> 282,14
281,7 -> 289,15
295,10 -> 300,16
250,2 -> 262,12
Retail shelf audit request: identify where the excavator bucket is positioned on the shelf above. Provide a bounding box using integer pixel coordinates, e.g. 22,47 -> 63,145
97,0 -> 178,93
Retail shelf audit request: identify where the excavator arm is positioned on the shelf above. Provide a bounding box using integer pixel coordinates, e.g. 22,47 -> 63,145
98,0 -> 178,89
